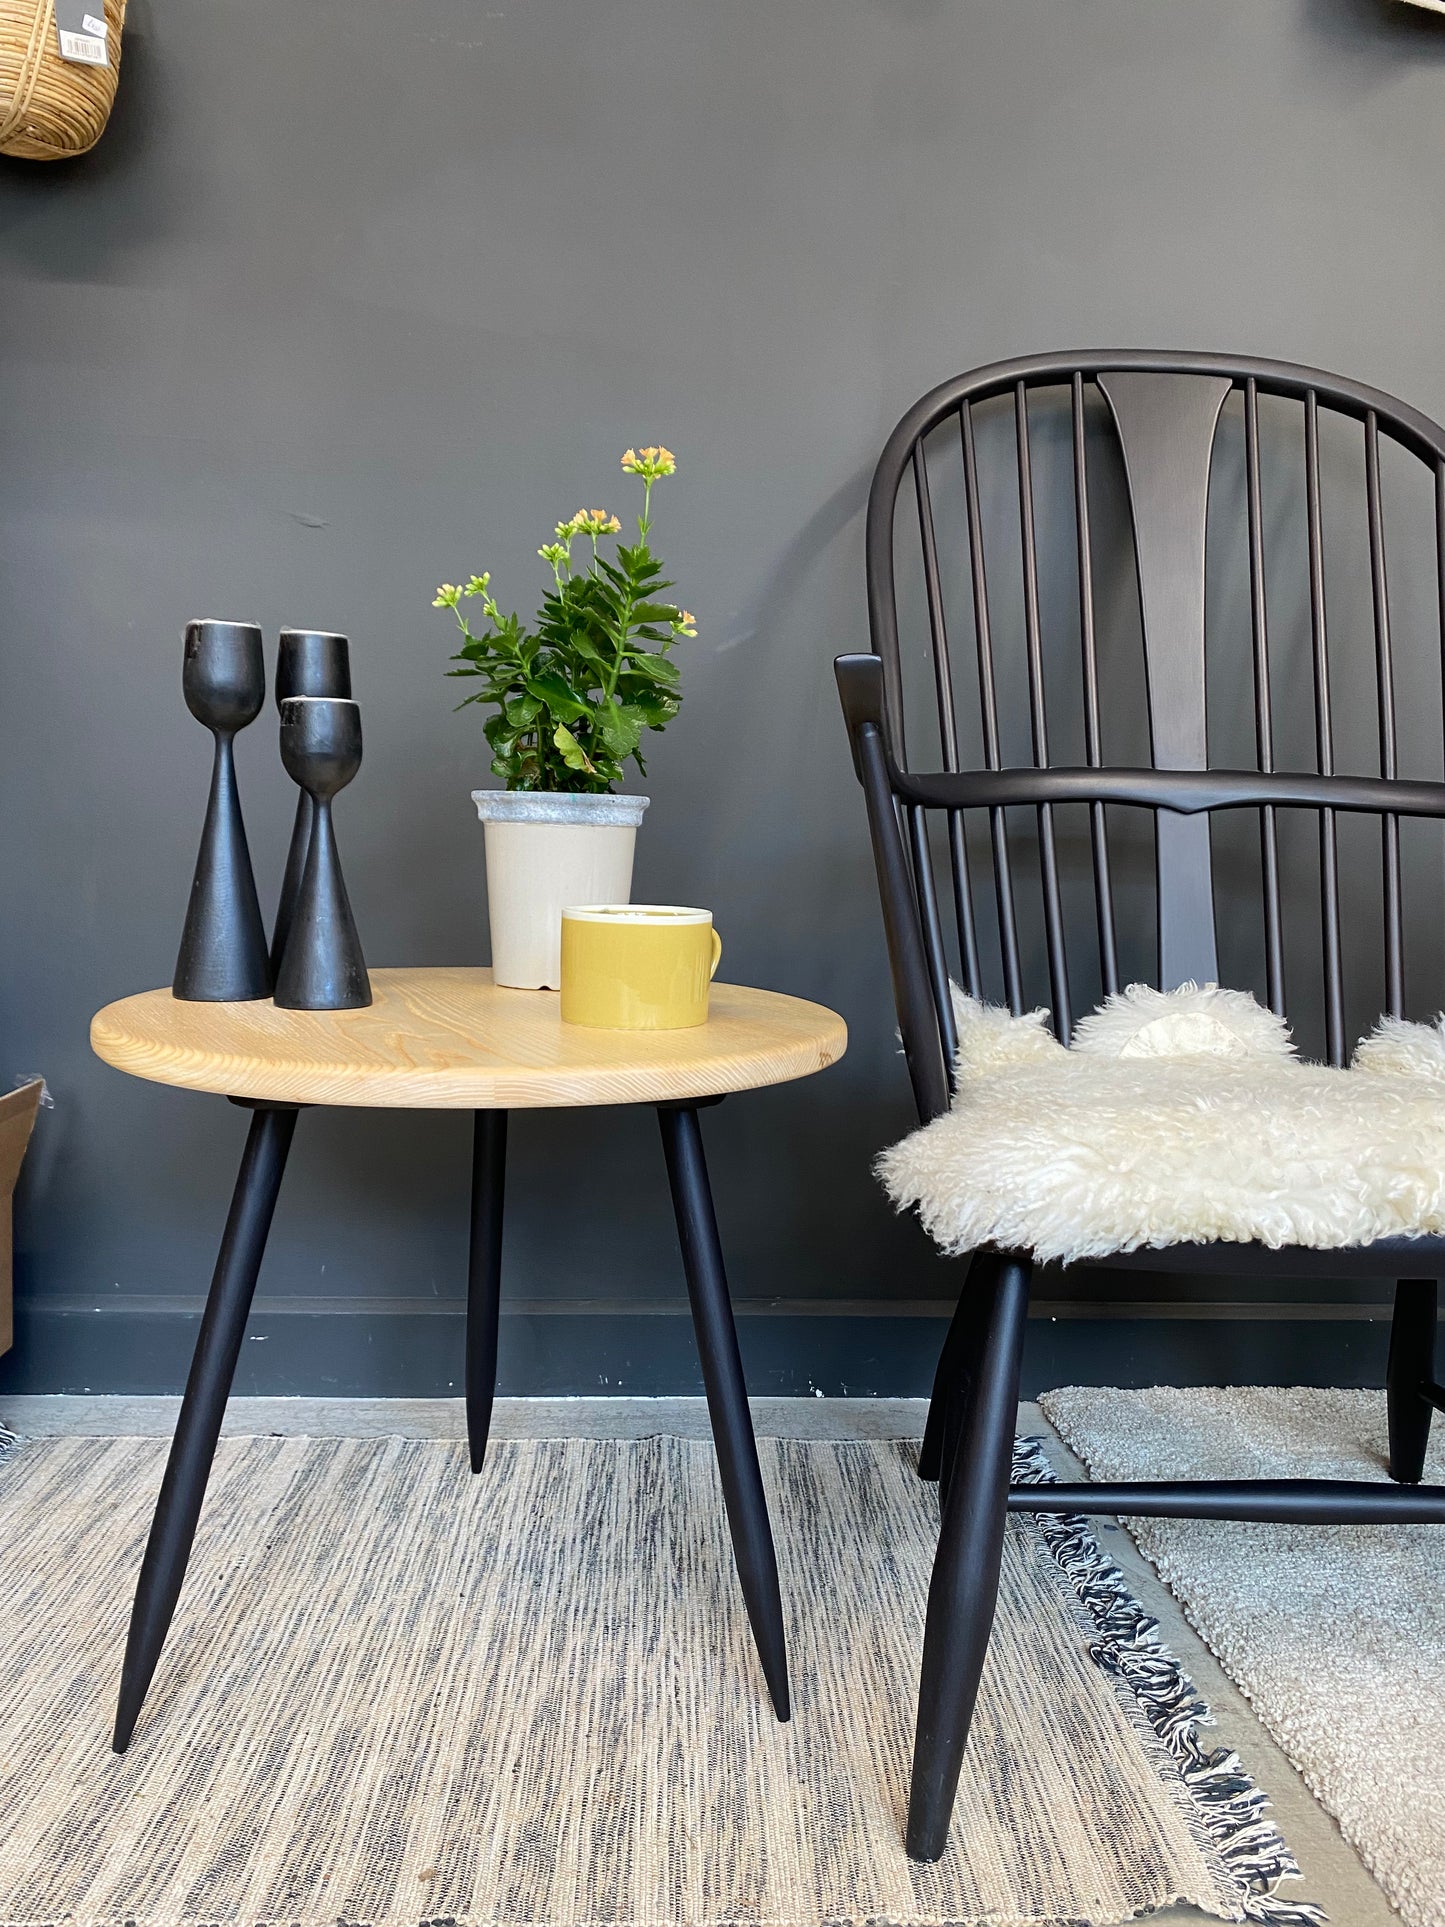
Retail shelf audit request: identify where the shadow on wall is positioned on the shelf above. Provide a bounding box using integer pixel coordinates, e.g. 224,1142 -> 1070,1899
712,471 -> 872,657
1310,0 -> 1445,61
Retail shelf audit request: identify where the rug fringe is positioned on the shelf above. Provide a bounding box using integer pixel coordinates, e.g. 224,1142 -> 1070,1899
1014,1437 -> 1325,1927
0,1423 -> 18,1461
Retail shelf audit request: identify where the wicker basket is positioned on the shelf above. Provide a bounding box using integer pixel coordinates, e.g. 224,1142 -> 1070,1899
1,0 -> 124,160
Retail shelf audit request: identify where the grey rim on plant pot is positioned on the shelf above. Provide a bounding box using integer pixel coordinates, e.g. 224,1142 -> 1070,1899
434,446 -> 695,991
470,790 -> 650,989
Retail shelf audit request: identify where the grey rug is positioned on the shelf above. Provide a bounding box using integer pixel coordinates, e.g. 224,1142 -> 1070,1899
0,1427 -> 1309,1926
1042,1385 -> 1445,1927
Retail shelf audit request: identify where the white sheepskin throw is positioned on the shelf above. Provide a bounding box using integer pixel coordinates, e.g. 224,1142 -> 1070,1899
877,984 -> 1445,1263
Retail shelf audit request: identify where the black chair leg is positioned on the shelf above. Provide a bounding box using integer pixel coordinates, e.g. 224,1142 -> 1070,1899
466,1110 -> 508,1473
906,1250 -> 1031,1863
113,1103 -> 299,1753
919,1254 -> 981,1481
936,1361 -> 968,1518
1387,1278 -> 1438,1485
657,1101 -> 790,1722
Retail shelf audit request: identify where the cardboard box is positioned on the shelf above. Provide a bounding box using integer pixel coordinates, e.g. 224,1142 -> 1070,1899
0,1081 -> 43,1358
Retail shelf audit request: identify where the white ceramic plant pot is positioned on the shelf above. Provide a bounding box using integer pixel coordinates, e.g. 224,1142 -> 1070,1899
471,790 -> 651,989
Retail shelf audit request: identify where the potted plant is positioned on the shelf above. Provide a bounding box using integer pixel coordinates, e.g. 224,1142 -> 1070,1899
433,446 -> 696,989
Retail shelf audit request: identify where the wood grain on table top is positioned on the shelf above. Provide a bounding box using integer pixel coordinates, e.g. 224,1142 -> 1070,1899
91,967 -> 847,1109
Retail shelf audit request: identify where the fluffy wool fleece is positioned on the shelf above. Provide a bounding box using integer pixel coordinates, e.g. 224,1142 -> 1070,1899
877,984 -> 1445,1264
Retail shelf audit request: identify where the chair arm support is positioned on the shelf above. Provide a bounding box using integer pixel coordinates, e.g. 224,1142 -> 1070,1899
834,654 -> 950,1123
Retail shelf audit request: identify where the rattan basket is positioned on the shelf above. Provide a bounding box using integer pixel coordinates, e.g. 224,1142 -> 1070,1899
1,0 -> 124,160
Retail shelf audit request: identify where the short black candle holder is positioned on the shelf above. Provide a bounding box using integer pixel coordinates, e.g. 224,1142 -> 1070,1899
173,619 -> 271,1002
269,629 -> 352,976
273,696 -> 371,1011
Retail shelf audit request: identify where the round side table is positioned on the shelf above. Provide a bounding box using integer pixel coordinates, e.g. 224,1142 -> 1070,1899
91,967 -> 846,1751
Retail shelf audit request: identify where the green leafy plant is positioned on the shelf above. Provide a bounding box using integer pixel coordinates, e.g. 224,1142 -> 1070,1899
433,446 -> 696,792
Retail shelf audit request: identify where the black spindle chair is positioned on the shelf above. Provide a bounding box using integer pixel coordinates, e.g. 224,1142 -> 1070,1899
836,351 -> 1445,1863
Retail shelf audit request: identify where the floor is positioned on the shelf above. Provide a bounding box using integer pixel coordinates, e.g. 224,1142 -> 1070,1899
1,1394 -> 1402,1927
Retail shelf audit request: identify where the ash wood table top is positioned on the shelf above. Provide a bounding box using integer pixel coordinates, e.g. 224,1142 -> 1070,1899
91,967 -> 847,1110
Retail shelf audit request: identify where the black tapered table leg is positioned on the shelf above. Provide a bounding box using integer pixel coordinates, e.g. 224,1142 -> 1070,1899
907,1251 -> 1031,1863
657,1102 -> 790,1722
113,1103 -> 299,1753
466,1110 -> 508,1474
1387,1278 -> 1438,1485
919,1254 -> 981,1482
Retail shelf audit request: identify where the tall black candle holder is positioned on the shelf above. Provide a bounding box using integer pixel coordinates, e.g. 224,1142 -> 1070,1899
173,619 -> 271,1002
269,630 -> 352,975
273,696 -> 371,1010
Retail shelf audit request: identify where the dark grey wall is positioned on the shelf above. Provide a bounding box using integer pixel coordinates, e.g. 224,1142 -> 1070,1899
2,0 -> 1443,1397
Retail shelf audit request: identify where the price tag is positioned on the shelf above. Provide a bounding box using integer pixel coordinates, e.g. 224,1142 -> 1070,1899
54,0 -> 108,66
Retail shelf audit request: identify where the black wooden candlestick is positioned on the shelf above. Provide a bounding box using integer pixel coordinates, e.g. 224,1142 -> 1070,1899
273,696 -> 371,1010
269,630 -> 352,975
173,620 -> 271,1002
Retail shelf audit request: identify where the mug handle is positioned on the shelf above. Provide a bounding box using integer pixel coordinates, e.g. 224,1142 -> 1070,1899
709,929 -> 722,979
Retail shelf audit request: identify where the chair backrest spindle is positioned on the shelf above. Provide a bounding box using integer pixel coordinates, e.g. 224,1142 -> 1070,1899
1365,411 -> 1404,1016
1304,388 -> 1347,1065
960,399 -> 1025,1011
1072,372 -> 1120,997
906,804 -> 959,1069
1015,383 -> 1072,1037
1244,377 -> 1285,1016
912,443 -> 960,768
911,440 -> 984,1014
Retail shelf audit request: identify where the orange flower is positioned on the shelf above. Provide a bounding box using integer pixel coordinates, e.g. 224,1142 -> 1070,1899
621,445 -> 678,480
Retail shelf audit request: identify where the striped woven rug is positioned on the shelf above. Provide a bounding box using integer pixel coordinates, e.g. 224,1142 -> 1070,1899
0,1429 -> 1307,1926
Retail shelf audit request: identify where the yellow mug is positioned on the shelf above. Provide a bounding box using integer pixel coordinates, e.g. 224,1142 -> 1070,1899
560,905 -> 722,1029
